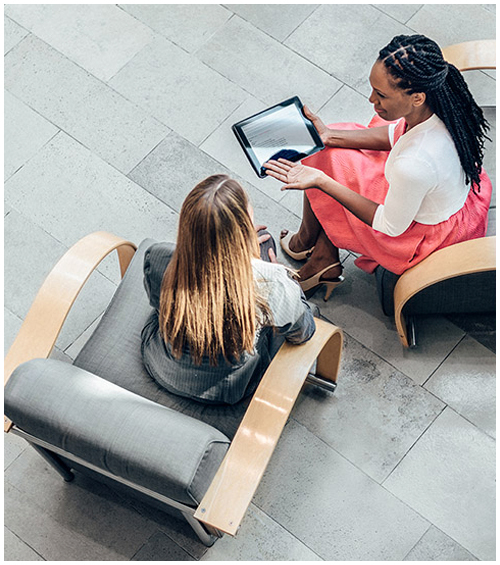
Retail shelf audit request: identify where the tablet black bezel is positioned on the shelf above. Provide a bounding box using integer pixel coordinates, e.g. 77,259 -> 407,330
232,96 -> 325,179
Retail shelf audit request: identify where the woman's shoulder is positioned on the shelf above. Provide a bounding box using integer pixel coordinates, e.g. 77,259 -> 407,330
252,258 -> 293,283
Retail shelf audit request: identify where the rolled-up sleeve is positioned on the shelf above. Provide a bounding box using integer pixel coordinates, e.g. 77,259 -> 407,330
255,262 -> 316,344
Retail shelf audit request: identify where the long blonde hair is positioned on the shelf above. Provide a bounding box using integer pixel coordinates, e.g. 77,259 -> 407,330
159,175 -> 269,365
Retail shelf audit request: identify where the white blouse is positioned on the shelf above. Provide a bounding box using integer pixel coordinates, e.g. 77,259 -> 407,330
371,114 -> 470,237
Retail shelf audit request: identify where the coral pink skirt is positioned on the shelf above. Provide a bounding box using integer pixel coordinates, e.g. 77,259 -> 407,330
303,115 -> 492,275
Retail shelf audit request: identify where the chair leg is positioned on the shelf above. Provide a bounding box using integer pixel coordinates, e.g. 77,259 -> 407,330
407,316 -> 418,349
31,443 -> 75,482
305,372 -> 338,393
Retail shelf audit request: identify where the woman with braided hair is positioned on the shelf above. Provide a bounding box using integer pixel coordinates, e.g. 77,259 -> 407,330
264,34 -> 492,300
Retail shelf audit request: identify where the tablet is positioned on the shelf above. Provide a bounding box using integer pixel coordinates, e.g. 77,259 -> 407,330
232,96 -> 324,178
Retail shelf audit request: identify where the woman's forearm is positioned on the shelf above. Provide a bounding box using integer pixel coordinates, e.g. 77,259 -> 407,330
325,125 -> 392,151
317,176 -> 379,226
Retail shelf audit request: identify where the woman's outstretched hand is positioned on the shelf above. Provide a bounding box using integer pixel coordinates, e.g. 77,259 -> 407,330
264,158 -> 326,191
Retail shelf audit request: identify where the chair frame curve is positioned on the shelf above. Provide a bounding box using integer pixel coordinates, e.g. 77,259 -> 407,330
4,231 -> 343,541
4,231 -> 137,432
394,236 -> 496,347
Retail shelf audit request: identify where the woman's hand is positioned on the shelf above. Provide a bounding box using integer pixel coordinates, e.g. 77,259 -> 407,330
303,105 -> 332,146
255,225 -> 278,263
264,158 -> 326,191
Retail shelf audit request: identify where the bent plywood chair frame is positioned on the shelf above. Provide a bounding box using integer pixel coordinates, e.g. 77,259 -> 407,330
4,231 -> 343,540
394,236 -> 496,347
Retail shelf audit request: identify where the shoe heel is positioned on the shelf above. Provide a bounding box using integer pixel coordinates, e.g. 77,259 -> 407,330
323,276 -> 345,301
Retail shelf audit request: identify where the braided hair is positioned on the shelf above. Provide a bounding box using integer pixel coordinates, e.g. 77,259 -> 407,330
378,34 -> 489,192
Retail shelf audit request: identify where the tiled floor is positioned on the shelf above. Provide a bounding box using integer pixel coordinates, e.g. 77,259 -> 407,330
4,4 -> 496,561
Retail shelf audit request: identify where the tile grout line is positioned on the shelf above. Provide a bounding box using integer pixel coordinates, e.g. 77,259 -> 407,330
5,525 -> 46,561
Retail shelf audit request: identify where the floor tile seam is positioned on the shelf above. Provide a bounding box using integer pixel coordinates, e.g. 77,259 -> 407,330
381,402 -> 448,488
128,528 -> 191,561
248,503 -> 326,561
196,97 -> 248,149
6,31 -> 171,138
316,313 -> 435,389
3,15 -> 31,57
419,333 -> 467,389
23,125 -> 181,219
4,123 -> 61,185
192,11 -> 345,99
370,3 -> 423,28
400,523 -> 432,561
4,523 -> 46,561
281,3 -> 323,45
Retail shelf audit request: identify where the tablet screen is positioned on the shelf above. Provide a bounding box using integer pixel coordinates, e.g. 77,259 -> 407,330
233,97 -> 324,178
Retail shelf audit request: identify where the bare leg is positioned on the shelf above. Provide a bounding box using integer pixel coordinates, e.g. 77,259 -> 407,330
281,193 -> 322,252
298,230 -> 343,281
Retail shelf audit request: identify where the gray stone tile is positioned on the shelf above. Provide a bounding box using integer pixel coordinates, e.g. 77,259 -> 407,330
5,35 -> 169,173
317,84 -> 375,126
462,69 -> 496,107
199,16 -> 342,108
5,4 -> 154,82
4,15 -> 28,54
120,4 -> 231,53
424,336 -> 495,438
4,527 -> 43,561
4,430 -> 28,471
406,4 -> 496,47
5,480 -> 136,560
128,130 -> 300,257
200,95 -> 286,199
293,333 -> 444,482
253,419 -> 429,560
384,407 -> 496,561
202,504 -> 321,561
4,207 -> 117,352
4,89 -> 58,181
132,530 -> 194,561
223,4 -> 319,41
109,35 -> 246,146
312,255 -> 465,385
285,5 -> 411,96
5,132 -> 178,250
5,449 -> 157,560
404,525 -> 478,561
4,307 -> 23,354
376,4 -> 423,24
122,497 -> 208,560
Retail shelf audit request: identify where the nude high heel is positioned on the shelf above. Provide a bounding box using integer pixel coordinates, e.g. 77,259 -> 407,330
299,262 -> 345,301
280,231 -> 314,261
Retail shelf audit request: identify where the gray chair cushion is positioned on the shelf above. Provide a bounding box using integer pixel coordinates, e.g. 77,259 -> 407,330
4,358 -> 230,507
74,239 -> 250,439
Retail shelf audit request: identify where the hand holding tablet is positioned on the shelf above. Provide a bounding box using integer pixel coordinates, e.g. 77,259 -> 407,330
232,97 -> 324,178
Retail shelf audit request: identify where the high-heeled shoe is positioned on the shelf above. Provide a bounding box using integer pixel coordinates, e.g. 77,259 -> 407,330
280,231 -> 314,261
299,262 -> 345,301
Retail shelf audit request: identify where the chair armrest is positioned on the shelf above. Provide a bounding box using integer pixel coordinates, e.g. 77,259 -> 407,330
394,236 -> 496,347
4,231 -> 137,432
194,317 -> 343,536
442,39 -> 496,71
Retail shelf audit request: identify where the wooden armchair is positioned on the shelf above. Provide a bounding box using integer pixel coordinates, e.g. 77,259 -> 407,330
4,231 -> 343,544
379,39 -> 496,347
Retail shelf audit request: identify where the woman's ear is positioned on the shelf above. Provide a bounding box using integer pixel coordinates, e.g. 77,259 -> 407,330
412,91 -> 427,107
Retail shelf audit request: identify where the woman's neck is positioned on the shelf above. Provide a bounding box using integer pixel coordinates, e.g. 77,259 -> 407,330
405,105 -> 434,131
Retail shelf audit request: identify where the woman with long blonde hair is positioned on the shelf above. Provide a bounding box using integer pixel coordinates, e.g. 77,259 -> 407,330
141,174 -> 315,404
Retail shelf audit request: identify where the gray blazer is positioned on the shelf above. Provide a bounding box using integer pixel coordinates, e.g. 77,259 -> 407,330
141,242 -> 315,405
